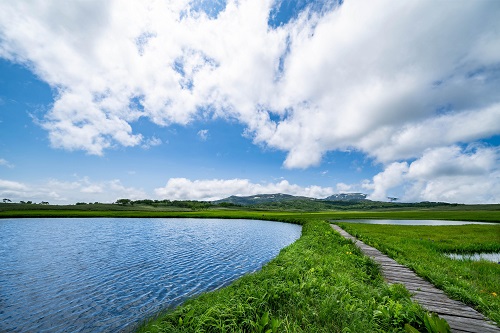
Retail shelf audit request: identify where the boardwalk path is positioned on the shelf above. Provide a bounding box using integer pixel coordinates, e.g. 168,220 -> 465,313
330,224 -> 500,333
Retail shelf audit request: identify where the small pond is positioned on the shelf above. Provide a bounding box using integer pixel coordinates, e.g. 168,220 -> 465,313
0,218 -> 301,332
446,252 -> 500,263
337,219 -> 498,225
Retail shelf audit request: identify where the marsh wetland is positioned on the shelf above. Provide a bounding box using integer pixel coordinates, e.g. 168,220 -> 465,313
0,206 -> 499,332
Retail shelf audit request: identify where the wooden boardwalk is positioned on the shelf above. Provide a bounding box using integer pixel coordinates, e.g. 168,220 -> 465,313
330,224 -> 500,333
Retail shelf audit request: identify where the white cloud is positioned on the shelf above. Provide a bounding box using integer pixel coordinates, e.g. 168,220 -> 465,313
0,179 -> 28,192
0,175 -> 340,203
364,146 -> 500,203
141,136 -> 162,149
0,158 -> 14,168
364,162 -> 409,202
197,129 -> 209,141
80,185 -> 103,193
0,0 -> 286,155
0,177 -> 146,204
261,1 -> 500,167
154,178 -> 335,201
361,104 -> 500,163
407,146 -> 497,179
3,0 -> 497,165
336,182 -> 352,192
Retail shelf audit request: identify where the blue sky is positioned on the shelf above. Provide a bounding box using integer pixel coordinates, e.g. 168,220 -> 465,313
0,0 -> 499,204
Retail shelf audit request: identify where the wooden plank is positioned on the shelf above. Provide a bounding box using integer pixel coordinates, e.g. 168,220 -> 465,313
410,289 -> 452,299
394,280 -> 435,286
383,273 -> 420,280
330,224 -> 500,333
407,289 -> 451,297
392,281 -> 439,290
413,295 -> 471,307
380,266 -> 416,273
379,263 -> 410,268
417,306 -> 483,321
405,286 -> 448,294
439,315 -> 500,333
414,301 -> 484,319
381,264 -> 411,271
383,275 -> 427,284
382,270 -> 420,276
412,294 -> 468,303
378,260 -> 404,265
383,270 -> 419,277
379,263 -> 408,269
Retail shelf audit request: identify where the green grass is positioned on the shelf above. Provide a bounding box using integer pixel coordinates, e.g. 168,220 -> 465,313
337,223 -> 500,325
324,210 -> 500,222
1,204 -> 499,222
138,220 -> 428,333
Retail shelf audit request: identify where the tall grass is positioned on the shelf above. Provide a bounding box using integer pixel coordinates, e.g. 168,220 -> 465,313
337,223 -> 500,326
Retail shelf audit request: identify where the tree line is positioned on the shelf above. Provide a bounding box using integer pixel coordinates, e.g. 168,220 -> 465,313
114,198 -> 240,209
2,198 -> 50,205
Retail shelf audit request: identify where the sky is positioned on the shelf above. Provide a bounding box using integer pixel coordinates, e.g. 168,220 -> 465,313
0,0 -> 499,204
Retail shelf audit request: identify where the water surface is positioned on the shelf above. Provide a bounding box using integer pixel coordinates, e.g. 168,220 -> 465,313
446,252 -> 500,263
0,218 -> 301,332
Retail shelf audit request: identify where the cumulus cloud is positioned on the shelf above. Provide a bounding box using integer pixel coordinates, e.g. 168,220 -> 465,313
1,0 -> 498,165
362,104 -> 500,163
0,177 -> 146,204
364,162 -> 409,201
0,0 -> 285,155
154,178 -> 335,201
365,146 -> 500,203
0,175 -> 338,203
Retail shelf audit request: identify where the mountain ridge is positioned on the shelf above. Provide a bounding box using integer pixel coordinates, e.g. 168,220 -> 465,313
213,193 -> 369,206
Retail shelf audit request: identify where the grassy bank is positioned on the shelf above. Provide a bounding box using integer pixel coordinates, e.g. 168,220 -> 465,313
337,223 -> 500,325
139,219 -> 428,332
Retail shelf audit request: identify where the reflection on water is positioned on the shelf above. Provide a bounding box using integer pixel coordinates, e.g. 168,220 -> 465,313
446,252 -> 500,263
0,218 -> 301,333
338,219 -> 497,225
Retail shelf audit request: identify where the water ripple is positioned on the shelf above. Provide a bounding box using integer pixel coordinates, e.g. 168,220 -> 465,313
0,218 -> 301,332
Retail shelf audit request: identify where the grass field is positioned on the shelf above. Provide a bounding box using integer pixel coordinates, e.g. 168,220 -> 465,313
1,203 -> 500,222
337,223 -> 500,325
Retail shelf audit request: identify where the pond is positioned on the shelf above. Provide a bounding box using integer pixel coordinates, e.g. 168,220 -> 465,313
446,252 -> 500,263
0,218 -> 301,332
337,219 -> 497,225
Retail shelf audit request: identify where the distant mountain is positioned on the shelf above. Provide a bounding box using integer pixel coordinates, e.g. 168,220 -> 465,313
214,193 -> 369,206
323,193 -> 368,201
214,193 -> 316,206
